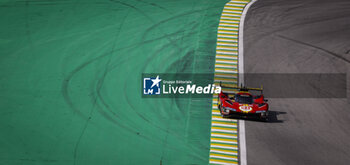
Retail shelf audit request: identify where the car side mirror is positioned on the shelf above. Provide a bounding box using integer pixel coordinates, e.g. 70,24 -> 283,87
264,99 -> 268,102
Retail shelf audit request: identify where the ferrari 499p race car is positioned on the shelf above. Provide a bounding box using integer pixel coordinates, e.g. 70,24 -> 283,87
217,84 -> 269,121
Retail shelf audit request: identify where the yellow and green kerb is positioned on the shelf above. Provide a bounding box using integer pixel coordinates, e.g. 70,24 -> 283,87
210,0 -> 251,164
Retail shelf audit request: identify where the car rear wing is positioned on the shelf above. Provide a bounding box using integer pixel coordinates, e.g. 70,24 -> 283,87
219,82 -> 263,93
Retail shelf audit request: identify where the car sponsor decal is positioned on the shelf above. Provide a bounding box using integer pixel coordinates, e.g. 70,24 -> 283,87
239,104 -> 253,113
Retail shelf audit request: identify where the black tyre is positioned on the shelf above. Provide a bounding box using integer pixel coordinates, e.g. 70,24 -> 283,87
259,112 -> 269,122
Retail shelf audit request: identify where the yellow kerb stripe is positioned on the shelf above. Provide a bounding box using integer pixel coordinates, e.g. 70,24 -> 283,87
212,121 -> 237,125
212,126 -> 238,131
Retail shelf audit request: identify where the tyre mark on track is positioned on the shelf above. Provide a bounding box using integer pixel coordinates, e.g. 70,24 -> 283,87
141,6 -> 225,50
72,4 -> 133,164
103,2 -> 206,146
61,30 -> 191,120
277,34 -> 350,64
62,50 -> 114,119
61,1 -> 215,162
136,0 -> 172,14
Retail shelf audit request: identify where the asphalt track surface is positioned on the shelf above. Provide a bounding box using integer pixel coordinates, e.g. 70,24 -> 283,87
243,0 -> 350,165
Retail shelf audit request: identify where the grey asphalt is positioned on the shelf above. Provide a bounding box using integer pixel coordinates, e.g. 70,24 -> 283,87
242,0 -> 350,165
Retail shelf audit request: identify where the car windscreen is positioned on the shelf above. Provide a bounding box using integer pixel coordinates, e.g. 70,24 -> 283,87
235,94 -> 253,104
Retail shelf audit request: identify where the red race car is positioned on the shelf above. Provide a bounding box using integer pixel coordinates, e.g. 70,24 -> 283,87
217,85 -> 269,121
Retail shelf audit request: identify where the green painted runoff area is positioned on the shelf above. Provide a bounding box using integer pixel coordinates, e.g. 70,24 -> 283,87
0,0 -> 228,164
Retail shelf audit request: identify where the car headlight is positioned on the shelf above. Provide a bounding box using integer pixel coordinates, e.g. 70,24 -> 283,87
226,107 -> 236,112
255,110 -> 266,113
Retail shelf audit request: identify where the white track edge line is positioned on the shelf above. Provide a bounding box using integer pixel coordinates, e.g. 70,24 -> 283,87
238,1 -> 258,165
